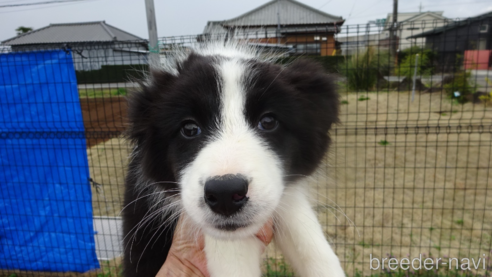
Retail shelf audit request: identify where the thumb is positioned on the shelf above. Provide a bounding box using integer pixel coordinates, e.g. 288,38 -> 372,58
255,218 -> 274,246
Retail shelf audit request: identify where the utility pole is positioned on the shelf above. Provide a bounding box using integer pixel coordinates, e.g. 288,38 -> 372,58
389,0 -> 398,63
145,0 -> 160,69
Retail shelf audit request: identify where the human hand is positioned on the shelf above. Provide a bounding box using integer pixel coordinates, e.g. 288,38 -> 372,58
156,215 -> 274,277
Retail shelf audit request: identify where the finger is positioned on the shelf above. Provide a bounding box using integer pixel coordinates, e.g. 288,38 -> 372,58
171,214 -> 210,276
255,218 -> 274,245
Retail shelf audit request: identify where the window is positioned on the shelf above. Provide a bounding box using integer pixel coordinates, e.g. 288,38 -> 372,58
480,24 -> 488,33
287,43 -> 321,55
314,36 -> 320,41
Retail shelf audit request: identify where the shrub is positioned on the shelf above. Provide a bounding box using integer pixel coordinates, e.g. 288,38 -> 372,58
341,47 -> 390,91
479,92 -> 492,105
398,46 -> 437,73
398,46 -> 436,63
396,53 -> 432,80
443,71 -> 476,104
396,46 -> 437,80
76,64 -> 148,84
479,77 -> 492,106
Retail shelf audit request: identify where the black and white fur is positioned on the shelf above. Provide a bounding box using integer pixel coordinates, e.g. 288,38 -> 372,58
122,42 -> 344,277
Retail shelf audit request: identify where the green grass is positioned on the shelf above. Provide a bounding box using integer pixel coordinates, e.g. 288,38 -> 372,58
455,219 -> 464,226
378,140 -> 390,146
264,257 -> 294,277
358,241 -> 372,248
358,96 -> 370,101
341,100 -> 349,104
79,88 -> 127,98
95,260 -> 122,277
438,110 -> 458,116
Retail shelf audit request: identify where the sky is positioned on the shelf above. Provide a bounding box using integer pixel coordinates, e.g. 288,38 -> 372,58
1,0 -> 491,42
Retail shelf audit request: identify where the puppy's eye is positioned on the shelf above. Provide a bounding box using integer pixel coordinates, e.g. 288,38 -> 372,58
258,115 -> 278,131
181,122 -> 201,138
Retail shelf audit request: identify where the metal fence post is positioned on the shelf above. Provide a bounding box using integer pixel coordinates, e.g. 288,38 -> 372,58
411,53 -> 419,102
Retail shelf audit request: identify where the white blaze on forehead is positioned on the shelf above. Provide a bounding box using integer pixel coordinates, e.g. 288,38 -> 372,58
197,42 -> 257,60
179,54 -> 284,240
217,59 -> 249,134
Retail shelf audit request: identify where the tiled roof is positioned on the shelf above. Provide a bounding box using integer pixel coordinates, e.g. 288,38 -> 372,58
407,11 -> 492,38
2,21 -> 143,45
204,0 -> 343,33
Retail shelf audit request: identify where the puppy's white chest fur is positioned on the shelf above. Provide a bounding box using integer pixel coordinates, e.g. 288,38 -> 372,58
204,186 -> 344,277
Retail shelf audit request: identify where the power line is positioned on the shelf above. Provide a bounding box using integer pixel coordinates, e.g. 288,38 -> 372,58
351,0 -> 385,17
318,0 -> 333,9
0,0 -> 86,8
346,0 -> 359,21
0,0 -> 96,13
399,0 -> 492,9
348,0 -> 491,21
0,0 -> 38,3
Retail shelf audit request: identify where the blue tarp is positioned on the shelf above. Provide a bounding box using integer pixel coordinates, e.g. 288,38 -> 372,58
0,50 -> 99,272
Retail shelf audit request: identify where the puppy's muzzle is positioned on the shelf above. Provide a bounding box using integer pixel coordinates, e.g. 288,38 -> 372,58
204,174 -> 249,217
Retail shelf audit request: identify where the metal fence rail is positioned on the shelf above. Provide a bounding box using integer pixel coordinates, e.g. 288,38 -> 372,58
0,19 -> 491,276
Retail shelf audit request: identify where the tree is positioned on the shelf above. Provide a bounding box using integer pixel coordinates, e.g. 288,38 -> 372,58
16,26 -> 33,35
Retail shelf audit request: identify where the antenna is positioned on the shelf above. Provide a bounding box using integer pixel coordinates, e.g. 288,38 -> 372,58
419,2 -> 423,13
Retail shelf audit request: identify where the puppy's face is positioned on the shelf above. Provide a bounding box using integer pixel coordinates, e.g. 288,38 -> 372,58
127,51 -> 338,239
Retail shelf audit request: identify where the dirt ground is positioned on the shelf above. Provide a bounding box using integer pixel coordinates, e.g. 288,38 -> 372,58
337,90 -> 491,128
86,90 -> 492,275
79,97 -> 128,147
311,131 -> 492,275
88,137 -> 130,217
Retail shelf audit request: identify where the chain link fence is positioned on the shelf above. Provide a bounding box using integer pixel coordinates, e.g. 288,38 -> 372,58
1,18 -> 491,276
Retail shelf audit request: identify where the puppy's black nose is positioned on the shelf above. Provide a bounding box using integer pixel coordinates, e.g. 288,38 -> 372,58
204,174 -> 249,217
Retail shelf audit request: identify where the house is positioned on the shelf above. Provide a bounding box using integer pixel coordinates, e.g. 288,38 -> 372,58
408,11 -> 492,70
203,0 -> 344,56
382,11 -> 449,50
337,33 -> 384,56
2,21 -> 148,71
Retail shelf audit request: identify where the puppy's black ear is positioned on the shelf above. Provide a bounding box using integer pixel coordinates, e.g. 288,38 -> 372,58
283,59 -> 339,175
285,59 -> 339,131
126,70 -> 177,145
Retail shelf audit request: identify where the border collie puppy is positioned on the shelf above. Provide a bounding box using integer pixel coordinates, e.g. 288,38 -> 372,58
122,42 -> 344,277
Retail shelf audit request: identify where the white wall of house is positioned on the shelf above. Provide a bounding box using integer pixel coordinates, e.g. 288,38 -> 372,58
383,12 -> 450,50
337,33 -> 387,55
